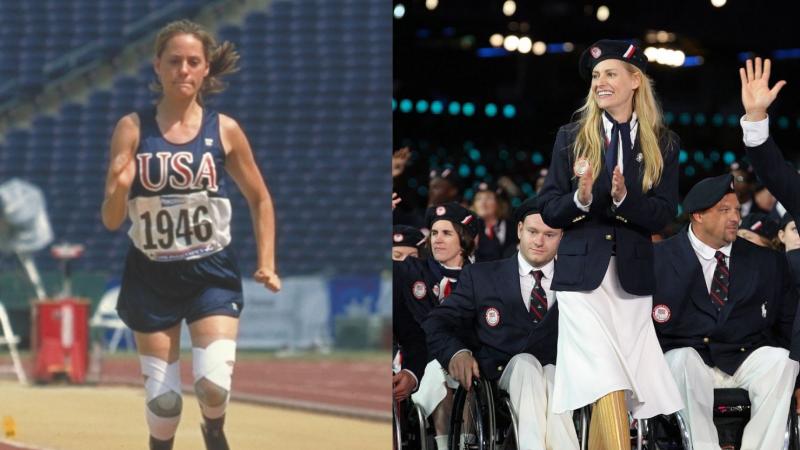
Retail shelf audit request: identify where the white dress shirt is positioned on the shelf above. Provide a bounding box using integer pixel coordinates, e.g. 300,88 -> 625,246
517,252 -> 556,310
687,224 -> 733,292
740,115 -> 769,147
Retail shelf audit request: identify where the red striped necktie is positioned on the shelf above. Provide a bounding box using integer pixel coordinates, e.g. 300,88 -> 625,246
710,251 -> 729,310
529,270 -> 548,323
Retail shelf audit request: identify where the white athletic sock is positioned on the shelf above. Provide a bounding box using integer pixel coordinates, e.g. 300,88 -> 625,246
434,434 -> 449,450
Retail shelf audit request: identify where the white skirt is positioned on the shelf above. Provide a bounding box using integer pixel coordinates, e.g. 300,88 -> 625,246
551,257 -> 683,419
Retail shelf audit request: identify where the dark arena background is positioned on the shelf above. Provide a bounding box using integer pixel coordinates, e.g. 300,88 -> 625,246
0,1 -> 391,449
393,0 -> 800,221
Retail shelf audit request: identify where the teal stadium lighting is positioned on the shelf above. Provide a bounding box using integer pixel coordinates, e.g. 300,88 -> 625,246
415,100 -> 429,113
694,113 -> 706,126
448,101 -> 461,115
475,165 -> 487,177
431,100 -> 444,115
727,114 -> 738,127
503,104 -> 516,118
779,116 -> 790,129
712,113 -> 724,127
469,148 -> 481,161
400,99 -> 413,113
459,164 -> 471,177
463,102 -> 476,117
723,151 -> 736,165
684,165 -> 696,177
679,149 -> 688,164
679,112 -> 691,126
485,103 -> 498,117
664,111 -> 674,125
531,152 -> 544,165
392,98 -> 397,111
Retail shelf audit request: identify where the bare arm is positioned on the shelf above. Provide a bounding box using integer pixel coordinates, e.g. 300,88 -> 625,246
221,114 -> 281,292
101,114 -> 139,230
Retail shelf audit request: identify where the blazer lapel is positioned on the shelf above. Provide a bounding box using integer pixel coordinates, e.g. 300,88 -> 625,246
718,240 -> 755,324
673,231 -> 719,319
495,256 -> 528,319
495,255 -> 531,354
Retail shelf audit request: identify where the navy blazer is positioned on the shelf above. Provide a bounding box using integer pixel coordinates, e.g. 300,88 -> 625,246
422,255 -> 558,381
538,121 -> 680,295
393,287 -> 428,382
746,136 -> 800,219
652,229 -> 798,374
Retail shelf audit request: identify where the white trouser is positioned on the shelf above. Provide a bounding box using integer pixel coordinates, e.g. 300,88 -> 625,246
665,346 -> 799,450
498,354 -> 579,450
412,359 -> 460,419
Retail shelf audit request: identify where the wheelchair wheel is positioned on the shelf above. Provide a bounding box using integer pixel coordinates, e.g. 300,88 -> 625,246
644,414 -> 690,450
395,398 -> 432,450
394,400 -> 403,450
449,378 -> 496,450
785,395 -> 799,450
498,396 -> 518,450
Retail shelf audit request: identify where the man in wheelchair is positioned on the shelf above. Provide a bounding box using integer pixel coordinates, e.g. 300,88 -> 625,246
652,173 -> 800,450
424,198 -> 580,450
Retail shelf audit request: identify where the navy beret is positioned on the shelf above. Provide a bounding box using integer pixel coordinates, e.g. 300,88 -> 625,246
425,202 -> 480,237
579,39 -> 648,81
740,213 -> 780,240
683,174 -> 736,214
779,213 -> 796,231
513,197 -> 540,225
392,225 -> 424,248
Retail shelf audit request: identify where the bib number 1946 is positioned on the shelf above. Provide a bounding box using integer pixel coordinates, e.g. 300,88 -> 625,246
140,206 -> 213,250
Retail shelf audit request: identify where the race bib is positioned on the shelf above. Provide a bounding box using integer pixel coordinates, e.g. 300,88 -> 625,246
127,191 -> 231,261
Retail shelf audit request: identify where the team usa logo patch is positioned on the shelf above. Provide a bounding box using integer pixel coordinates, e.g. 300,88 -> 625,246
652,304 -> 671,323
436,206 -> 446,216
635,152 -> 643,163
432,284 -> 440,297
590,46 -> 602,58
393,233 -> 403,243
412,281 -> 427,300
485,307 -> 500,327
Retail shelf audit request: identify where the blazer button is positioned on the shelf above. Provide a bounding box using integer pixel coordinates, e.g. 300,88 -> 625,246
703,337 -> 709,344
497,365 -> 504,372
605,234 -> 613,241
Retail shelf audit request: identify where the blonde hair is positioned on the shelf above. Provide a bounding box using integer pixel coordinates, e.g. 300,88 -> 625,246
572,62 -> 669,192
150,19 -> 240,104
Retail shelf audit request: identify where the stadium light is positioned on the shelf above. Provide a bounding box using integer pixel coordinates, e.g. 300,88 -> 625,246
711,0 -> 727,7
425,0 -> 438,10
489,33 -> 504,47
518,37 -> 532,54
393,4 -> 405,19
596,5 -> 610,22
503,0 -> 516,16
504,35 -> 519,52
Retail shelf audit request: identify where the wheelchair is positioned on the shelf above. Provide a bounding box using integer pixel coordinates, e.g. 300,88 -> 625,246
395,395 -> 435,450
643,388 -> 800,450
448,377 -> 517,450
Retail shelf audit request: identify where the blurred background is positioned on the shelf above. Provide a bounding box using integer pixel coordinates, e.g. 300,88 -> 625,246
0,0 -> 391,448
393,0 -> 800,233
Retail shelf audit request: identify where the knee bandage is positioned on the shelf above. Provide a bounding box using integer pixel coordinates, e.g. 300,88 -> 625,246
192,339 -> 236,419
140,356 -> 183,441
